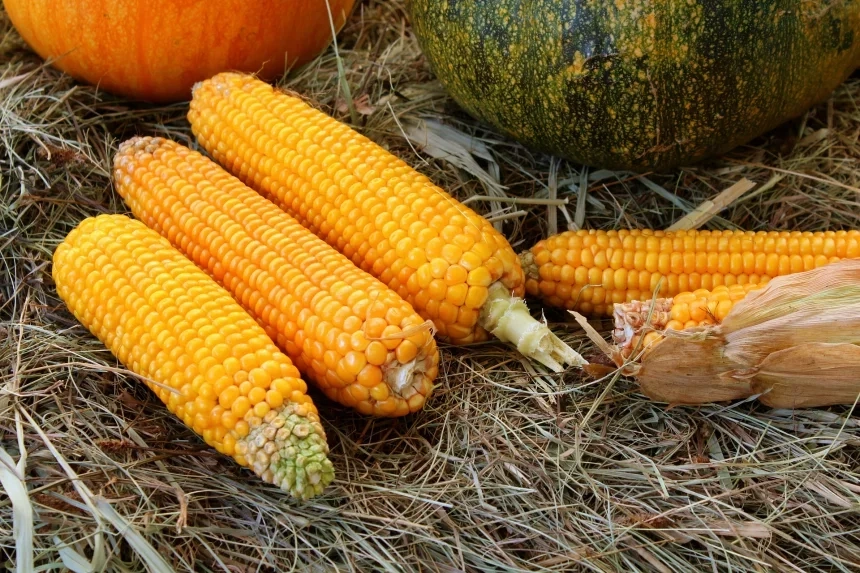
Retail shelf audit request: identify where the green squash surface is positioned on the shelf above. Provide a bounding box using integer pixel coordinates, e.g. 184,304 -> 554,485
410,0 -> 860,172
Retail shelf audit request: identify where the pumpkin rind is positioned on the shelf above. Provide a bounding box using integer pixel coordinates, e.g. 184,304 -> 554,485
2,0 -> 357,103
410,0 -> 860,172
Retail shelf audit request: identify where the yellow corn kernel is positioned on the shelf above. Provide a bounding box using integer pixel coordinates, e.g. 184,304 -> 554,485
113,137 -> 438,417
53,214 -> 333,499
524,229 -> 860,316
641,331 -> 664,349
187,72 -> 585,372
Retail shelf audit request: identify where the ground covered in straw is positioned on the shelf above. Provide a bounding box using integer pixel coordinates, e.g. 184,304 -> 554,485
1,2 -> 859,571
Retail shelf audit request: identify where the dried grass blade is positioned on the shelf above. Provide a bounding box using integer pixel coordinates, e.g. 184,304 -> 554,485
709,520 -> 772,539
0,447 -> 33,573
94,497 -> 176,573
630,544 -> 673,573
0,72 -> 31,91
639,176 -> 692,212
706,431 -> 734,490
803,479 -> 855,509
569,311 -> 615,359
325,0 -> 357,124
547,157 -> 558,236
52,536 -> 96,573
573,167 -> 589,231
19,408 -> 108,570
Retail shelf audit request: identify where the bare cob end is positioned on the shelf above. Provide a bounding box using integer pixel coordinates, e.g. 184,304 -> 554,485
611,283 -> 763,359
611,297 -> 674,358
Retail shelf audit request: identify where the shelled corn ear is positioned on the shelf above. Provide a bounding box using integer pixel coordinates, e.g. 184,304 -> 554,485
53,214 -> 334,499
187,72 -> 584,373
113,137 -> 438,418
522,228 -> 860,316
573,259 -> 860,409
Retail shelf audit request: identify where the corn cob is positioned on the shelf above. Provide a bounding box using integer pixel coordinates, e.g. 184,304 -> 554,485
522,228 -> 860,316
113,137 -> 438,418
53,214 -> 334,499
186,72 -> 584,372
612,283 -> 763,358
577,259 -> 860,408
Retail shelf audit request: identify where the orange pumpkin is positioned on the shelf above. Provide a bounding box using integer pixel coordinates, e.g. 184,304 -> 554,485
2,0 -> 357,102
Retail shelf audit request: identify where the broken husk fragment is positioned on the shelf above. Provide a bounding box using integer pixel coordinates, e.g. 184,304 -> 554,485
576,259 -> 860,409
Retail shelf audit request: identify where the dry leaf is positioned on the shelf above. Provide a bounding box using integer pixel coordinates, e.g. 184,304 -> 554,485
336,93 -> 376,116
751,342 -> 860,408
404,119 -> 506,196
722,259 -> 860,331
635,334 -> 753,404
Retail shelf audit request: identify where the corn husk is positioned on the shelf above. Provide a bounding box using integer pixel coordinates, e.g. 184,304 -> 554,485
575,259 -> 860,408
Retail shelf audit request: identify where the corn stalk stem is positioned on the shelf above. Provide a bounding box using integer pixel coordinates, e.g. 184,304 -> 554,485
479,283 -> 587,372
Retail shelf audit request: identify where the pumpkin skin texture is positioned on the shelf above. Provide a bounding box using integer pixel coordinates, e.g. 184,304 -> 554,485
3,0 -> 357,103
410,1 -> 860,172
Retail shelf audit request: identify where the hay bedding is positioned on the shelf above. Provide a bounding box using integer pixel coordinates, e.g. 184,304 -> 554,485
1,1 -> 858,571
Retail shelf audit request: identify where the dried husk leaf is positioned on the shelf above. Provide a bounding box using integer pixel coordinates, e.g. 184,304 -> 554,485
635,332 -> 754,404
721,259 -> 860,332
750,342 -> 860,408
720,259 -> 860,365
723,296 -> 860,365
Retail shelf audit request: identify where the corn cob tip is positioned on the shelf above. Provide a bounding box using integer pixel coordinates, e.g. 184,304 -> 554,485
480,283 -> 587,371
382,329 -> 437,394
236,404 -> 334,499
611,283 -> 764,359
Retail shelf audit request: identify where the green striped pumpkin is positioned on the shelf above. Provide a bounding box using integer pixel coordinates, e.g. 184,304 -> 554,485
410,0 -> 860,172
